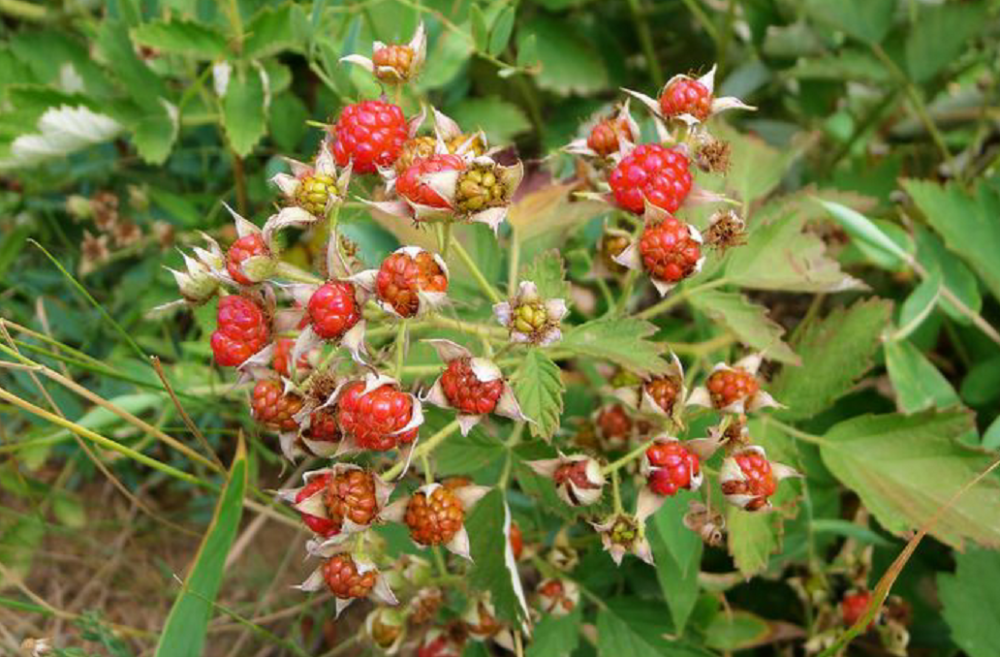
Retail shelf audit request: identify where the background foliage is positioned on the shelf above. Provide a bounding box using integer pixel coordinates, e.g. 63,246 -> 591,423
1,0 -> 1000,655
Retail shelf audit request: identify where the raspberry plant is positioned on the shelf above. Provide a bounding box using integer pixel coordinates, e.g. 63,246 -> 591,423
3,3 -> 1000,657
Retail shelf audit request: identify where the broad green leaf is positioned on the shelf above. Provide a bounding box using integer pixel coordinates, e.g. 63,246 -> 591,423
725,201 -> 864,293
518,17 -> 607,95
903,179 -> 1000,303
52,494 -> 86,528
131,100 -> 178,165
488,6 -> 516,56
811,519 -> 893,547
466,490 -> 528,624
688,290 -> 798,364
816,199 -> 910,270
983,416 -> 1000,450
960,357 -> 1000,407
913,226 -> 981,324
448,96 -> 531,145
884,339 -> 959,413
820,410 -> 1000,548
650,495 -> 702,634
268,93 -> 308,152
512,349 -> 564,439
939,548 -> 1000,657
0,517 -> 44,585
516,34 -> 538,69
96,19 -> 166,106
771,299 -> 892,421
905,3 -> 987,82
416,29 -> 472,91
470,5 -> 489,52
519,250 -> 570,301
433,422 -> 505,476
561,318 -> 671,377
154,437 -> 248,657
805,0 -> 895,44
726,504 -> 781,578
525,607 -> 581,657
222,65 -> 267,157
131,20 -> 227,59
597,600 -> 712,657
714,123 -> 802,205
790,50 -> 891,83
242,4 -> 308,59
703,611 -> 772,651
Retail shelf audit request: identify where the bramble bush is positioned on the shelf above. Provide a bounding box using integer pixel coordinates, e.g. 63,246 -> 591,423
2,2 -> 1000,657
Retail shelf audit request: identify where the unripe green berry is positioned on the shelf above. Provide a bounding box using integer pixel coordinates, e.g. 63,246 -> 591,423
455,164 -> 507,213
295,174 -> 337,216
513,302 -> 548,335
611,517 -> 638,545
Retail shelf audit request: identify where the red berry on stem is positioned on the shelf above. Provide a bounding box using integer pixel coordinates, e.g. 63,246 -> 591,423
608,144 -> 692,214
842,590 -> 874,628
596,404 -> 633,443
721,450 -> 777,511
396,153 -> 466,209
307,281 -> 361,340
337,382 -> 418,451
706,368 -> 760,409
325,469 -> 379,529
639,218 -> 702,283
659,77 -> 713,122
439,357 -> 504,415
322,554 -> 376,598
226,233 -> 269,286
376,251 -> 448,317
645,441 -> 699,496
251,380 -> 303,432
405,486 -> 465,546
210,295 -> 269,367
295,474 -> 339,537
329,100 -> 408,174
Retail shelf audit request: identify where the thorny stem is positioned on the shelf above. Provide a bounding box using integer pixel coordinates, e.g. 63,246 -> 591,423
380,420 -> 461,481
450,234 -> 505,305
601,439 -> 655,476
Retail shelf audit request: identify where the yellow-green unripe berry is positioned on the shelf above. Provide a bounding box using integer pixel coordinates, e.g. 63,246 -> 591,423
295,174 -> 337,216
456,165 -> 506,213
513,301 -> 548,336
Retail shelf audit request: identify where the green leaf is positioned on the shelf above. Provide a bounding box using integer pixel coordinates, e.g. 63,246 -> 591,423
939,548 -> 1000,657
222,64 -> 267,157
519,250 -> 570,301
466,490 -> 527,624
416,29 -> 472,91
895,273 -> 940,340
470,5 -> 489,52
0,517 -> 44,583
154,438 -> 248,657
96,19 -> 166,107
488,6 -> 516,56
525,607 -> 581,657
703,611 -> 772,651
268,93 -> 308,152
820,410 -> 1000,548
448,96 -> 531,145
433,423 -> 506,476
903,179 -> 1000,304
597,600 -> 712,657
906,3 -> 987,83
771,299 -> 892,421
913,226 -> 981,324
725,197 -> 865,293
242,3 -> 308,59
816,199 -> 911,270
688,290 -> 798,364
131,20 -> 227,59
726,505 -> 781,578
561,318 -> 670,377
649,495 -> 702,634
518,17 -> 607,95
960,357 -> 1000,407
516,34 -> 538,69
983,416 -> 1000,450
884,339 -> 959,413
714,123 -> 802,204
805,0 -> 895,44
131,100 -> 178,165
511,349 -> 564,440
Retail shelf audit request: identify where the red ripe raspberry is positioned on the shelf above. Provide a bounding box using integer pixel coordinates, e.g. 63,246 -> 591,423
322,554 -> 376,598
337,382 -> 418,450
372,44 -> 415,79
639,218 -> 702,283
226,233 -> 269,286
509,522 -> 523,560
646,442 -> 699,496
211,295 -> 269,367
645,376 -> 682,414
307,281 -> 361,340
841,590 -> 874,628
295,474 -> 339,537
396,154 -> 466,209
587,117 -> 634,158
596,404 -> 633,442
659,77 -> 713,122
706,368 -> 760,409
439,357 -> 504,415
608,144 -> 692,214
306,408 -> 341,443
405,486 -> 465,546
325,469 -> 379,529
554,461 -> 597,490
330,100 -> 408,174
376,251 -> 448,317
251,380 -> 303,431
721,451 -> 777,511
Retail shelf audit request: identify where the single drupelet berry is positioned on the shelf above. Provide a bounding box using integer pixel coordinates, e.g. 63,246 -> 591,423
841,590 -> 874,628
251,380 -> 303,431
706,368 -> 760,409
337,382 -> 418,450
659,77 -> 713,122
226,233 -> 270,286
376,251 -> 448,317
509,522 -> 523,560
439,357 -> 503,415
322,554 -> 376,598
395,136 -> 437,174
405,486 -> 465,546
295,474 -> 339,537
294,173 -> 337,216
372,44 -> 415,80
307,281 -> 362,340
721,451 -> 777,511
639,218 -> 702,283
330,100 -> 408,174
596,404 -> 633,442
455,164 -> 507,213
608,144 -> 692,214
306,408 -> 341,443
397,153 -> 466,209
324,469 -> 379,529
587,116 -> 635,157
645,375 -> 683,414
645,442 -> 700,496
599,232 -> 631,274
210,295 -> 269,367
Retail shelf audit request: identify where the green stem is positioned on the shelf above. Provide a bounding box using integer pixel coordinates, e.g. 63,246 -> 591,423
274,262 -> 325,285
763,417 -> 827,446
508,225 -> 521,296
394,320 -> 408,380
380,420 -> 461,481
425,313 -> 507,339
634,278 -> 729,320
450,235 -> 504,305
499,422 -> 525,490
601,439 -> 654,476
611,470 -> 623,514
614,270 -> 640,315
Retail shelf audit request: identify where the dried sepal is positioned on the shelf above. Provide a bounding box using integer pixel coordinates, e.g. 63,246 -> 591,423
527,452 -> 605,507
591,513 -> 653,566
